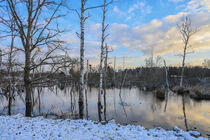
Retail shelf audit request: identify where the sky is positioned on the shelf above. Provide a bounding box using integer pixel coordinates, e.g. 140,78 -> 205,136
1,0 -> 210,69
62,0 -> 210,68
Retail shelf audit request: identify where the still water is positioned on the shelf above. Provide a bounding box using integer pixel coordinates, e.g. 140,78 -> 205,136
0,87 -> 210,136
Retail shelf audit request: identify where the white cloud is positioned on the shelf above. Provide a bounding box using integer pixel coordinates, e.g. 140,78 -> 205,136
186,0 -> 210,13
128,1 -> 145,13
169,0 -> 184,2
105,9 -> 210,58
128,1 -> 152,14
113,6 -> 126,16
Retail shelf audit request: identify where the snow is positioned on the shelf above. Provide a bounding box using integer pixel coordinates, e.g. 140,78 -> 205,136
0,114 -> 207,140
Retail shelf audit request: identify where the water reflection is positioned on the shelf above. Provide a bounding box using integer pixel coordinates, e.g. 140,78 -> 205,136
0,87 -> 210,136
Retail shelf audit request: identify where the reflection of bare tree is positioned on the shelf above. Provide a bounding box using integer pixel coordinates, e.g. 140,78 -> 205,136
98,103 -> 102,122
69,85 -> 76,115
119,70 -> 128,122
182,94 -> 189,131
113,89 -> 117,118
164,89 -> 168,112
30,87 -> 43,115
37,87 -> 42,115
119,92 -> 128,121
151,96 -> 162,113
85,89 -> 88,120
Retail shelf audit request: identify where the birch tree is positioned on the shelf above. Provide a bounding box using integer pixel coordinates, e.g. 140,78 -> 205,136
177,16 -> 198,87
98,0 -> 112,117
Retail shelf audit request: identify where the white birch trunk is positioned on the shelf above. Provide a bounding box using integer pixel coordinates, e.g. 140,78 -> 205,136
104,44 -> 108,89
98,0 -> 107,106
79,0 -> 85,119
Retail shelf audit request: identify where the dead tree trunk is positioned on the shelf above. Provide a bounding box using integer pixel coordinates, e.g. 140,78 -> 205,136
180,39 -> 188,87
164,60 -> 169,112
113,56 -> 116,86
85,60 -> 89,119
164,60 -> 169,89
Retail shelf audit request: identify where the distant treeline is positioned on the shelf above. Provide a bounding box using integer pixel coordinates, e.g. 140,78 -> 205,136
67,66 -> 210,90
1,66 -> 210,90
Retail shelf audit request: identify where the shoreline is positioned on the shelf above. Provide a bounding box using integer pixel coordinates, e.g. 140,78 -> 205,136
0,114 -> 208,140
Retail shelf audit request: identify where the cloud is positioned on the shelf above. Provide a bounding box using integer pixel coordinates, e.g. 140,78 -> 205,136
113,6 -> 126,16
128,1 -> 145,13
106,0 -> 210,58
186,0 -> 210,13
128,1 -> 152,14
168,0 -> 184,2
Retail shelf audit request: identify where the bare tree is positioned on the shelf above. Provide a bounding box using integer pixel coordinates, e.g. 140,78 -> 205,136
6,16 -> 16,116
98,0 -> 112,118
0,2 -> 20,115
1,0 -> 67,117
177,16 -> 198,87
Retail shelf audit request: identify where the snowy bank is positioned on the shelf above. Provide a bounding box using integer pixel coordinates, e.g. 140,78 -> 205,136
0,114 -> 207,140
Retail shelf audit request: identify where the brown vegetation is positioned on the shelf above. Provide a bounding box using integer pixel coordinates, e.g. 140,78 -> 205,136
155,89 -> 165,100
189,86 -> 210,100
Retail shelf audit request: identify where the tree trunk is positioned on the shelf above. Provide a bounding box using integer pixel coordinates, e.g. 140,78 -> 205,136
38,88 -> 41,115
103,45 -> 108,121
25,50 -> 32,117
8,83 -> 12,115
180,39 -> 188,87
113,56 -> 116,86
79,0 -> 85,119
85,60 -> 89,120
164,60 -> 169,112
164,60 -> 169,89
103,44 -> 108,89
8,26 -> 15,116
98,0 -> 107,115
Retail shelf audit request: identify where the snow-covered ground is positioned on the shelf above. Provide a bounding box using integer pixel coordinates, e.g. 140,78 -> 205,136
0,114 -> 207,140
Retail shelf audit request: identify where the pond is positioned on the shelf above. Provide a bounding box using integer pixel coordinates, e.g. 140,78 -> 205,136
0,87 -> 210,137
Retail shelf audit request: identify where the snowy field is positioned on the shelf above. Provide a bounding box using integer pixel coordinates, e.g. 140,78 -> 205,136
0,114 -> 207,140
